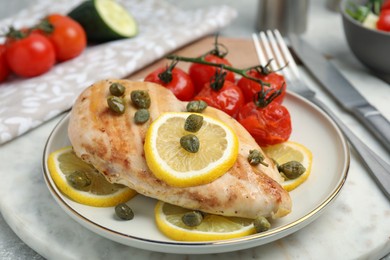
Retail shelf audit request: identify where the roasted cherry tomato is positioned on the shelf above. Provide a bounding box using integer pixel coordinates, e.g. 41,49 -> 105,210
36,14 -> 86,61
194,72 -> 244,118
237,100 -> 292,147
144,62 -> 195,101
377,9 -> 390,32
0,44 -> 10,82
237,69 -> 286,104
189,54 -> 235,94
6,29 -> 55,77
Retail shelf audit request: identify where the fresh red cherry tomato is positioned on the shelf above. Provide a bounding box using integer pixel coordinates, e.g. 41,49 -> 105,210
237,101 -> 292,147
194,73 -> 244,118
377,9 -> 390,32
189,54 -> 235,94
6,29 -> 55,77
381,0 -> 390,10
237,69 -> 286,104
144,63 -> 195,101
36,14 -> 86,61
0,44 -> 10,82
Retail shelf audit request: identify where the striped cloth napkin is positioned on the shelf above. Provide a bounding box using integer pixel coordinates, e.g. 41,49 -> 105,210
0,0 -> 237,144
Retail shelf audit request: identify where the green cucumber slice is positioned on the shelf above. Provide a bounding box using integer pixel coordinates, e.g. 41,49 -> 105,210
68,0 -> 138,43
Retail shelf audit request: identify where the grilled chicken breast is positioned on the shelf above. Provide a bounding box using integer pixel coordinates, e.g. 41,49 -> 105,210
68,79 -> 291,219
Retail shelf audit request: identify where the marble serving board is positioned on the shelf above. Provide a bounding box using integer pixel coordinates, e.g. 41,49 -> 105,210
1,37 -> 390,259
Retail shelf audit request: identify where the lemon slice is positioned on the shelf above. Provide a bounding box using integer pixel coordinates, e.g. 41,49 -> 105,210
263,141 -> 312,191
144,112 -> 239,187
154,201 -> 256,241
48,146 -> 136,207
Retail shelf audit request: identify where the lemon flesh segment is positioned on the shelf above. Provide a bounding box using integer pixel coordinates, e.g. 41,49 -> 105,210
48,146 -> 137,207
145,112 -> 239,187
263,141 -> 313,191
154,201 -> 256,241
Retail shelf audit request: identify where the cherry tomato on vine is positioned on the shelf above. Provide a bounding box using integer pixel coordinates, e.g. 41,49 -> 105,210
6,29 -> 55,77
237,100 -> 292,147
0,45 -> 10,82
189,54 -> 235,94
144,63 -> 195,101
194,73 -> 244,118
377,9 -> 390,32
36,13 -> 86,61
237,69 -> 286,104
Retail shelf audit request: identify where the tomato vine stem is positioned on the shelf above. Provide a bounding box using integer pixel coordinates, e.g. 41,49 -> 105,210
166,54 -> 270,87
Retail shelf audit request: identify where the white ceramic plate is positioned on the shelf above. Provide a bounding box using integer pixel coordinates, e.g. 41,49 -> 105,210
42,91 -> 349,254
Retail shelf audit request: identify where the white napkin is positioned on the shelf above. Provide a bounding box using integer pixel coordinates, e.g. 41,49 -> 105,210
0,0 -> 237,144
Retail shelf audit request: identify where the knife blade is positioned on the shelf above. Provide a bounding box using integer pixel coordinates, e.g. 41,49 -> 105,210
375,73 -> 390,85
289,34 -> 390,153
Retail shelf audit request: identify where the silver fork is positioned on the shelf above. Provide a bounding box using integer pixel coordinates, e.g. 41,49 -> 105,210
252,30 -> 390,200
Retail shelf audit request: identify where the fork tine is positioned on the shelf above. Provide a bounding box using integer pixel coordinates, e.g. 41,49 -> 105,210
252,30 -> 302,83
265,30 -> 294,81
259,31 -> 278,71
267,30 -> 294,81
273,30 -> 301,79
266,30 -> 285,69
251,33 -> 267,66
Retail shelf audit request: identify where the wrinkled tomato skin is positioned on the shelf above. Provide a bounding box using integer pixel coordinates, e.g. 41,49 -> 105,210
377,9 -> 390,32
194,80 -> 245,118
189,54 -> 235,94
43,14 -> 86,61
237,69 -> 286,104
6,34 -> 55,77
0,45 -> 10,82
144,66 -> 195,101
237,102 -> 292,147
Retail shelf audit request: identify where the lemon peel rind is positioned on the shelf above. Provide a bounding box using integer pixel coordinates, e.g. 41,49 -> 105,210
48,146 -> 136,207
265,141 -> 313,192
282,158 -> 312,191
282,142 -> 313,191
144,112 -> 239,188
154,201 -> 256,241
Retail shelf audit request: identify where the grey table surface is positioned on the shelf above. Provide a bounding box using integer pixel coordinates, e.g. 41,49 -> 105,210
0,0 -> 389,259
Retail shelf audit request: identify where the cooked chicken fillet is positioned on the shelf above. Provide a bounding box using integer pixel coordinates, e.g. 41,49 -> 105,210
68,79 -> 291,219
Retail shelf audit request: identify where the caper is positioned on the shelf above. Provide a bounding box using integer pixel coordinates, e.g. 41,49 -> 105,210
107,96 -> 125,114
247,149 -> 268,167
66,170 -> 91,190
184,114 -> 203,132
186,100 -> 208,113
130,90 -> 151,109
253,216 -> 271,233
109,82 -> 125,96
134,109 -> 150,124
180,134 -> 200,153
278,161 -> 306,179
182,211 -> 203,227
115,203 -> 134,220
